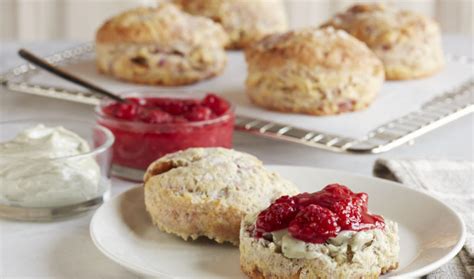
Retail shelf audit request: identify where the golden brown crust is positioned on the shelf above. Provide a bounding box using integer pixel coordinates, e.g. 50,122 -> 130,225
245,28 -> 380,71
96,6 -> 183,44
173,0 -> 287,49
96,4 -> 227,46
322,3 -> 444,80
245,27 -> 384,116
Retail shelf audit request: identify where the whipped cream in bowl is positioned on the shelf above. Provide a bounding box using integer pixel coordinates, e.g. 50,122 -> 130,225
0,119 -> 114,221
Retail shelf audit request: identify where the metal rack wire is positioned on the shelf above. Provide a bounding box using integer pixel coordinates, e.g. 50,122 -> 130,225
1,43 -> 473,154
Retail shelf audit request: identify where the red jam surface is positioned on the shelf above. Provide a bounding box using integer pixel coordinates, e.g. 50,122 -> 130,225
255,184 -> 385,244
98,94 -> 234,171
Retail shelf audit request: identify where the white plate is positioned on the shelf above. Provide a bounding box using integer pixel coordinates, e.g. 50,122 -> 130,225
90,166 -> 466,278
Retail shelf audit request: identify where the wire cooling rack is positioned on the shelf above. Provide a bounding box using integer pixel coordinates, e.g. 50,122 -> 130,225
1,43 -> 473,154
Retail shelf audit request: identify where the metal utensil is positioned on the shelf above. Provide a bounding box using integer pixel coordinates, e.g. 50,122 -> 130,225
18,48 -> 127,103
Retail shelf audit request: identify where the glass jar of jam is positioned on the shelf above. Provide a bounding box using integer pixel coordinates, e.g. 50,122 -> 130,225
95,91 -> 235,181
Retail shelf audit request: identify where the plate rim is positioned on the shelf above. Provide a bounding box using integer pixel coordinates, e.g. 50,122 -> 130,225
90,165 -> 466,278
90,187 -> 176,279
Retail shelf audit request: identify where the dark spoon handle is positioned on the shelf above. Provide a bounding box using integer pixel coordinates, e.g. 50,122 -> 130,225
18,48 -> 126,103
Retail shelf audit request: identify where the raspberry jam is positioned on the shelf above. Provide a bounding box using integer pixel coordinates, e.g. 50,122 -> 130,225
96,93 -> 234,180
255,184 -> 385,244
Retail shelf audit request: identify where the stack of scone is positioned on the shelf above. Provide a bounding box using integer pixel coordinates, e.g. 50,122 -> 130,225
173,0 -> 288,49
95,3 -> 228,85
322,3 -> 444,80
245,27 -> 385,115
144,147 -> 299,245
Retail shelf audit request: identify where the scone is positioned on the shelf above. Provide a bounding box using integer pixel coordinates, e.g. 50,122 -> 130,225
144,147 -> 299,245
245,27 -> 385,115
173,0 -> 288,49
240,184 -> 399,279
95,4 -> 228,85
322,3 -> 444,80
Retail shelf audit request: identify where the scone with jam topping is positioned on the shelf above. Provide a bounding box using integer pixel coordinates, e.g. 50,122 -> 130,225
240,184 -> 399,278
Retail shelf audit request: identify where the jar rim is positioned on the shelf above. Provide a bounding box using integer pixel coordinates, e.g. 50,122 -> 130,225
95,90 -> 235,129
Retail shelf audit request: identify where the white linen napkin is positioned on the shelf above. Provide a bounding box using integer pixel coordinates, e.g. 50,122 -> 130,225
373,159 -> 473,279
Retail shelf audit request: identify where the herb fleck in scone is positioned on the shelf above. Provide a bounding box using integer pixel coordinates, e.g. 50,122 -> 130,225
240,184 -> 399,278
173,0 -> 288,49
322,3 -> 444,80
144,148 -> 299,245
245,27 -> 385,116
95,4 -> 228,85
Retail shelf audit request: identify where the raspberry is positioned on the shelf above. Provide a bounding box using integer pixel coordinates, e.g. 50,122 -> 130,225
360,214 -> 385,230
331,197 -> 363,230
165,101 -> 189,115
145,97 -> 169,108
293,191 -> 334,209
127,97 -> 147,106
139,109 -> 173,124
322,184 -> 353,197
103,95 -> 231,124
256,201 -> 297,233
292,192 -> 314,205
355,192 -> 368,211
288,204 -> 340,243
113,103 -> 138,120
202,94 -> 230,115
148,98 -> 192,115
253,184 -> 385,243
185,106 -> 212,121
274,195 -> 295,205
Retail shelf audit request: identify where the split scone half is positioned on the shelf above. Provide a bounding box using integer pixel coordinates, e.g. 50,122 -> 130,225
245,27 -> 385,116
240,184 -> 399,279
95,3 -> 228,85
322,3 -> 444,80
173,0 -> 288,49
144,148 -> 299,245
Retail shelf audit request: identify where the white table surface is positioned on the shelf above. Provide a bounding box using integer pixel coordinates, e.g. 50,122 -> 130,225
0,37 -> 473,278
